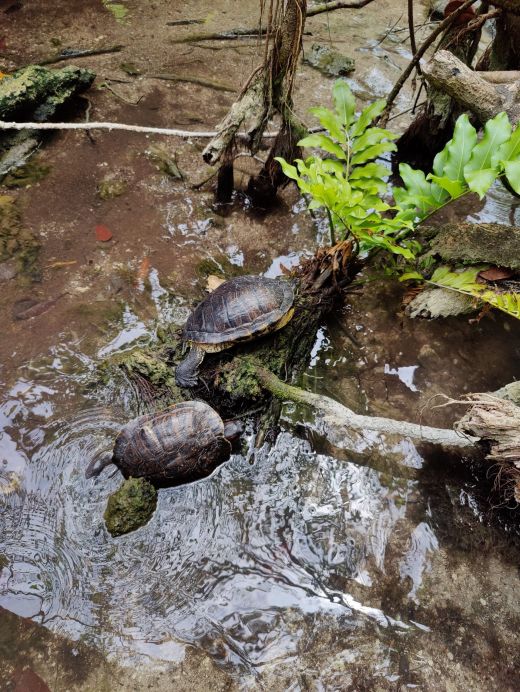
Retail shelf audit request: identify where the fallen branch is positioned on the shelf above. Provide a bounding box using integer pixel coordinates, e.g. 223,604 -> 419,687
0,120 -> 278,139
307,0 -> 377,16
422,50 -> 520,124
147,73 -> 236,92
20,45 -> 124,68
255,365 -> 477,451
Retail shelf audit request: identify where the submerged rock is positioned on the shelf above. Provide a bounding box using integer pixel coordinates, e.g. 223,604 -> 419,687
104,477 -> 158,537
0,196 -> 40,281
303,43 -> 355,77
406,286 -> 476,319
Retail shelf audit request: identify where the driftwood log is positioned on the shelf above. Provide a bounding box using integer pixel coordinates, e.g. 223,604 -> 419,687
422,50 -> 520,126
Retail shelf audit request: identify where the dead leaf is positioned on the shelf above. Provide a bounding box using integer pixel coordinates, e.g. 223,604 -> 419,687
136,256 -> 151,284
206,274 -> 226,292
12,293 -> 66,320
477,266 -> 515,282
95,224 -> 113,242
13,667 -> 51,692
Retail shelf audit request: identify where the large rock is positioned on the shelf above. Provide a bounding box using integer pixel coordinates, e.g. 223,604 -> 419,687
104,477 -> 158,537
303,44 -> 355,77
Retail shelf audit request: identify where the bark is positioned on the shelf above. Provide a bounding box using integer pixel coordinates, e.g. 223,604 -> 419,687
421,50 -> 520,125
202,0 -> 307,204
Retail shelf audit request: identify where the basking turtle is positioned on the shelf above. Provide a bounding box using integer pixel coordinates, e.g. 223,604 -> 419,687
85,401 -> 241,483
176,275 -> 295,388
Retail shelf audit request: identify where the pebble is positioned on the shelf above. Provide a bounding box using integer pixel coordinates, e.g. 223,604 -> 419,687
0,260 -> 18,282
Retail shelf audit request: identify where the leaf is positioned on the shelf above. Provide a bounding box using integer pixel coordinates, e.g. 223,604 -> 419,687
351,127 -> 397,155
496,124 -> 520,163
478,266 -> 515,282
350,99 -> 387,138
309,106 -> 345,142
503,159 -> 520,195
333,79 -> 356,127
275,158 -> 299,181
297,133 -> 346,160
350,141 -> 396,166
464,112 -> 511,173
464,168 -> 497,198
440,114 -> 477,182
428,174 -> 466,198
399,271 -> 424,282
348,162 -> 388,180
95,224 -> 113,242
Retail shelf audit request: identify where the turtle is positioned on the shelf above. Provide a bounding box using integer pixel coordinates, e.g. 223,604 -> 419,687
85,400 -> 241,484
175,275 -> 295,388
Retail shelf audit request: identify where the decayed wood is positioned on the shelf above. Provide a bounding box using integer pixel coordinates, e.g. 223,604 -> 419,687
422,49 -> 520,125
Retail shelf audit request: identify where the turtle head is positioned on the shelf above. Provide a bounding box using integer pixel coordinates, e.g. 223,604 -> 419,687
223,418 -> 243,443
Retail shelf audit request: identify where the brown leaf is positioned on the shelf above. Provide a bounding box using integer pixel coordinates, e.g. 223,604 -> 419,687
95,224 -> 113,242
136,256 -> 151,283
477,267 -> 515,282
206,274 -> 226,292
13,667 -> 51,692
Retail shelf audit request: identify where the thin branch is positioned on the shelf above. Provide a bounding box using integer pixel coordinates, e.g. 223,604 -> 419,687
0,120 -> 279,139
407,0 -> 421,75
307,0 -> 377,17
378,0 -> 480,126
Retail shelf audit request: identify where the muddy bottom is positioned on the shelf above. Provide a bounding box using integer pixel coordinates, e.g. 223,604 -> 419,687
1,1 -> 520,691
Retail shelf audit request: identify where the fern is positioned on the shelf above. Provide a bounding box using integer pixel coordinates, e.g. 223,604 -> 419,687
427,266 -> 520,320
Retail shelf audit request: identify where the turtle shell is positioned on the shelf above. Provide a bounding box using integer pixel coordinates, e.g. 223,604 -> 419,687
112,400 -> 231,483
184,275 -> 294,346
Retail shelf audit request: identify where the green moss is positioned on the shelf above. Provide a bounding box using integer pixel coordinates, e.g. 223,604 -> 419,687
0,195 -> 40,279
2,158 -> 50,188
146,144 -> 183,179
219,358 -> 263,399
0,65 -> 95,121
195,254 -> 244,280
104,477 -> 157,537
97,176 -> 127,200
0,554 -> 9,570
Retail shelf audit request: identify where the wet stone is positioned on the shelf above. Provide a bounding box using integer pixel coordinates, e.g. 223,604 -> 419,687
104,477 -> 158,537
0,260 -> 17,282
303,43 -> 355,77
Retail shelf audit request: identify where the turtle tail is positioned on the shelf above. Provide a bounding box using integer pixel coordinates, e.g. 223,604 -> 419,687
85,451 -> 114,479
175,345 -> 205,388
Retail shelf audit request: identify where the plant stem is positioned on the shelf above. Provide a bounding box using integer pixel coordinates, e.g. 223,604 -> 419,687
326,208 -> 337,245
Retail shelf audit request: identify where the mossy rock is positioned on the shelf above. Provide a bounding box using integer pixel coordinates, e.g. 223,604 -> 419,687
2,158 -> 50,188
104,477 -> 158,536
423,223 -> 520,270
97,176 -> 127,200
0,64 -> 95,121
0,195 -> 40,280
303,44 -> 355,77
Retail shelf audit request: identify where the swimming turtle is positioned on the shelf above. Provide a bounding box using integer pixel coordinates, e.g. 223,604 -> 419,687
175,275 -> 295,388
85,400 -> 241,483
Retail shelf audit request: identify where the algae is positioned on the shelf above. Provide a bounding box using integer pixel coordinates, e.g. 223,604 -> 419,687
0,195 -> 40,280
97,175 -> 127,200
146,144 -> 184,180
303,44 -> 355,77
104,477 -> 157,537
2,158 -> 50,188
0,65 -> 95,122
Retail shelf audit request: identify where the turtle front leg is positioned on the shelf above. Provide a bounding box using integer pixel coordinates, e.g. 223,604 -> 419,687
175,345 -> 205,387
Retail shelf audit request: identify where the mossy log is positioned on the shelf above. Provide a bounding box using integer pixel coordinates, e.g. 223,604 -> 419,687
0,65 -> 95,178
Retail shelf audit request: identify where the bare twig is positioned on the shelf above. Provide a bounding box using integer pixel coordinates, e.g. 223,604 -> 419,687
20,45 -> 124,68
407,0 -> 421,75
0,120 -> 279,139
307,0 -> 377,17
378,0 -> 479,126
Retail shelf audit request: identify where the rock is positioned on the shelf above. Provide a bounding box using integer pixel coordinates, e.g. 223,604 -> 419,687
303,43 -> 355,78
0,260 -> 18,282
104,477 -> 158,537
0,195 -> 40,280
97,175 -> 127,200
406,286 -> 477,319
426,223 -> 520,270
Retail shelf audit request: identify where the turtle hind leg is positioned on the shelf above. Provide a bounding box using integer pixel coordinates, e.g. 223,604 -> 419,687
175,345 -> 205,388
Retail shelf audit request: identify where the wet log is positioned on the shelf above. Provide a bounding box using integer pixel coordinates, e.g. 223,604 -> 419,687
422,50 -> 520,125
